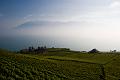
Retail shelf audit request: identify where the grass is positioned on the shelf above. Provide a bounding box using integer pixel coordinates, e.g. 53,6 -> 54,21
0,48 -> 120,80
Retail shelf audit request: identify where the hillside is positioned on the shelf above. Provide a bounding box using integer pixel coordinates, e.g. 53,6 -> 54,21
0,48 -> 120,80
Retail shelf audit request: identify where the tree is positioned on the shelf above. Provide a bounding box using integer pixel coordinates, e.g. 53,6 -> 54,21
89,48 -> 99,53
20,46 -> 47,54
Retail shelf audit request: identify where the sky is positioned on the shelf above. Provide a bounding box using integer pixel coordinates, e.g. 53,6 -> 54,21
0,0 -> 120,51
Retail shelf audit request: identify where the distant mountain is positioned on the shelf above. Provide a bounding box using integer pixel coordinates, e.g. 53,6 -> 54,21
15,21 -> 83,29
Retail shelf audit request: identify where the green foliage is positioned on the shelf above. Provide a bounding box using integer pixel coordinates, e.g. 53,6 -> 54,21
0,49 -> 120,80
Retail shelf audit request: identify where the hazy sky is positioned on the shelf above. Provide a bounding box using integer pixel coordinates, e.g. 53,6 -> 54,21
0,0 -> 120,51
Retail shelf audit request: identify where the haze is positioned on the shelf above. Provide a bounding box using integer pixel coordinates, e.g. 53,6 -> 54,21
0,0 -> 120,51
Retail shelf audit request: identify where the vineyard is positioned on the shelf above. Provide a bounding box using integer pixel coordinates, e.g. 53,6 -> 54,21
0,49 -> 120,80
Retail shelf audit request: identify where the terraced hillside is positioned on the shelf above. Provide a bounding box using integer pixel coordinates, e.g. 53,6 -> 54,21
0,49 -> 120,80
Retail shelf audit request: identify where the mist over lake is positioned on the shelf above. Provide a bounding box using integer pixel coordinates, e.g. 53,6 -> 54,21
0,36 -> 86,51
0,34 -> 119,51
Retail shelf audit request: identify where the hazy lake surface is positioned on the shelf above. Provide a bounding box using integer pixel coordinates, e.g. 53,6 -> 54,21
0,36 -> 84,51
0,35 -> 119,52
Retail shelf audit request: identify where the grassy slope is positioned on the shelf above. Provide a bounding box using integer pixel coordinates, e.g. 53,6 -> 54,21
0,49 -> 120,80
